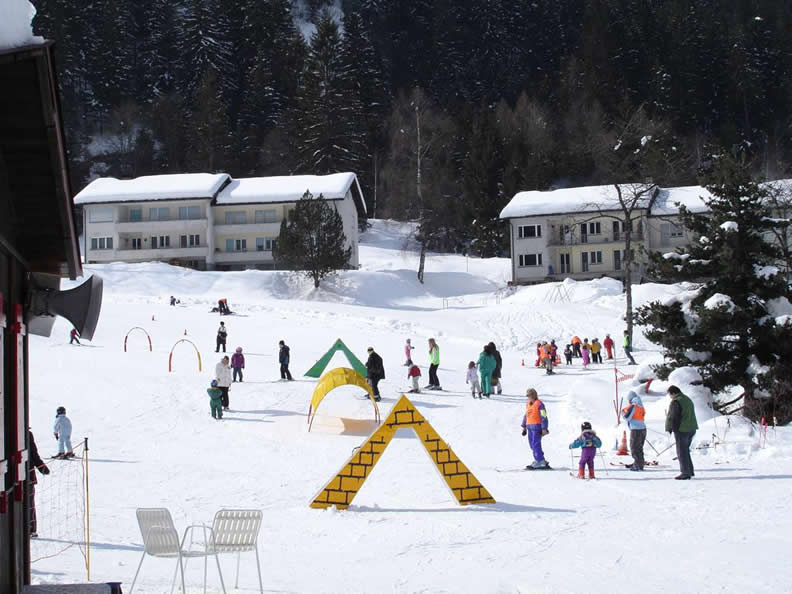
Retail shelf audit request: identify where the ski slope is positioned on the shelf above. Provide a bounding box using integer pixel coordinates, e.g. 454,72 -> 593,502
29,220 -> 791,593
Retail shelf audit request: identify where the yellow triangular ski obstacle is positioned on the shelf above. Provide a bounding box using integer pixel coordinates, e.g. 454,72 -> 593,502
310,395 -> 496,509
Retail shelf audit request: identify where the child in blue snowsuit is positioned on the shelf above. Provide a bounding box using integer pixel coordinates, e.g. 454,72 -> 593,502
53,406 -> 73,458
569,421 -> 602,479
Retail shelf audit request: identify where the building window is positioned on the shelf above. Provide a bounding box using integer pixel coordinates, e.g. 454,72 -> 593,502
151,235 -> 170,249
226,239 -> 247,252
179,235 -> 199,248
131,238 -> 142,250
517,224 -> 542,239
178,206 -> 201,220
588,222 -> 601,235
89,206 -> 114,223
589,251 -> 602,265
225,211 -> 247,224
91,237 -> 113,250
129,208 -> 142,222
255,209 -> 278,223
518,253 -> 543,267
670,224 -> 684,237
149,207 -> 170,221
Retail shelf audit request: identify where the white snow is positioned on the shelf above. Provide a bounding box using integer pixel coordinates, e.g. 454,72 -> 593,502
0,0 -> 43,50
720,221 -> 739,232
754,264 -> 779,279
74,174 -> 231,204
27,219 -> 792,592
704,293 -> 736,312
216,173 -> 362,210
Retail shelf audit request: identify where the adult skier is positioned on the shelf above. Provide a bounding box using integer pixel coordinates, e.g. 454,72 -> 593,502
665,385 -> 698,480
365,347 -> 385,402
477,345 -> 496,398
521,388 -> 549,468
623,330 -> 637,365
603,334 -> 615,359
488,341 -> 503,394
622,391 -> 646,471
427,338 -> 441,390
216,321 -> 227,353
69,328 -> 80,345
215,356 -> 232,410
279,340 -> 293,380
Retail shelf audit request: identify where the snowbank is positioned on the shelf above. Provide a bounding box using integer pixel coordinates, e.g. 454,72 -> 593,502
0,0 -> 43,49
704,293 -> 736,312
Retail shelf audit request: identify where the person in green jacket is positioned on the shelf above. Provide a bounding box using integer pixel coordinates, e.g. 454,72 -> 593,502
427,337 -> 441,390
665,385 -> 698,479
623,330 -> 637,365
208,379 -> 223,420
477,345 -> 497,398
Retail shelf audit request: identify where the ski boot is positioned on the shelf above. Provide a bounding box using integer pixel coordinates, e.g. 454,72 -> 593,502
577,468 -> 585,479
588,468 -> 595,479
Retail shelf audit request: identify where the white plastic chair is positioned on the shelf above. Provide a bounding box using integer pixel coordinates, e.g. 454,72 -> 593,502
130,508 -> 226,594
207,509 -> 263,593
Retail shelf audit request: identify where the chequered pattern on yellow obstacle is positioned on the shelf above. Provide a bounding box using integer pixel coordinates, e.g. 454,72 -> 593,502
310,395 -> 495,509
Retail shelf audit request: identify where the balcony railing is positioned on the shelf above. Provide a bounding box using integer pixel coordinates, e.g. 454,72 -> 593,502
547,231 -> 644,246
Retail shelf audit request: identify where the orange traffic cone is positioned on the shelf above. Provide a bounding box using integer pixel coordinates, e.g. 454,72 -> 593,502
617,430 -> 630,456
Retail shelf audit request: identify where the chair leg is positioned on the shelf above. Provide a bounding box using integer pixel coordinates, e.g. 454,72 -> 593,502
179,553 -> 186,594
235,551 -> 240,589
129,552 -> 145,594
204,554 -> 208,594
214,552 -> 227,594
255,547 -> 264,594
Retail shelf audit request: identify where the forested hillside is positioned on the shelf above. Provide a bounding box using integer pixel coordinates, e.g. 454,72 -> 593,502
33,0 -> 792,254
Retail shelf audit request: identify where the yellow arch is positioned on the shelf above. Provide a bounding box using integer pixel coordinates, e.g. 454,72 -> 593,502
308,368 -> 380,431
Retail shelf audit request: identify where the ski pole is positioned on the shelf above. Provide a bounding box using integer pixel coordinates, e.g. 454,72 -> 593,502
645,438 -> 661,456
599,451 -> 609,476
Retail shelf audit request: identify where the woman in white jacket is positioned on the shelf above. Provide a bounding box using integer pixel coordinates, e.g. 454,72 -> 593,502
215,356 -> 233,410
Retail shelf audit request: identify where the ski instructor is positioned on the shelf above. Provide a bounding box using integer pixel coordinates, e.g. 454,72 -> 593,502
665,385 -> 698,480
521,388 -> 549,469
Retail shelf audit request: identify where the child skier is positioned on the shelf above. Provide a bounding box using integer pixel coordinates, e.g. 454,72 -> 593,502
231,347 -> 245,382
569,421 -> 602,479
564,344 -> 573,365
53,406 -> 74,458
208,379 -> 223,420
603,334 -> 615,359
466,361 -> 481,398
407,360 -> 422,393
404,338 -> 414,366
581,338 -> 591,368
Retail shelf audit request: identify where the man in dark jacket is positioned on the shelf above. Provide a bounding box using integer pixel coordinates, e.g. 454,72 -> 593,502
28,430 -> 50,537
665,385 -> 698,480
216,321 -> 227,352
365,347 -> 385,402
488,341 -> 503,395
279,340 -> 293,380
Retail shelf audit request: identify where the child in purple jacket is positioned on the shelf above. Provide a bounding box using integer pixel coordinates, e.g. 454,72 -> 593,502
231,347 -> 245,382
569,421 -> 602,479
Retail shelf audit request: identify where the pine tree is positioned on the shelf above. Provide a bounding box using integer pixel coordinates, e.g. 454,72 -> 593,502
178,0 -> 234,100
275,192 -> 352,288
296,12 -> 367,176
635,154 -> 792,422
186,70 -> 229,171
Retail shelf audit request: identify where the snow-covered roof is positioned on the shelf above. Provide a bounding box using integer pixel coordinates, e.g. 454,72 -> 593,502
0,1 -> 44,50
650,186 -> 712,216
499,185 -> 624,219
501,179 -> 792,221
74,173 -> 232,204
216,173 -> 358,205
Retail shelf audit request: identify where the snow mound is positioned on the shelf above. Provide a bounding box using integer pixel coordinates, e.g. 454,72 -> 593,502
0,0 -> 43,49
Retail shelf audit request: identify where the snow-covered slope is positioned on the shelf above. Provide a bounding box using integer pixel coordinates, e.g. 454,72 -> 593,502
29,219 -> 791,592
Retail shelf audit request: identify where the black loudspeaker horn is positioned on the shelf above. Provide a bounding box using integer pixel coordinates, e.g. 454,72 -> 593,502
27,273 -> 104,341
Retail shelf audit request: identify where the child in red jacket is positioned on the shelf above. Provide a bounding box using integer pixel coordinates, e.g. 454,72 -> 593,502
407,360 -> 421,393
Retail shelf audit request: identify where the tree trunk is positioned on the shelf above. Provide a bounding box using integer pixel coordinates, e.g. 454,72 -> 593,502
624,224 -> 634,344
415,101 -> 426,284
418,242 -> 426,284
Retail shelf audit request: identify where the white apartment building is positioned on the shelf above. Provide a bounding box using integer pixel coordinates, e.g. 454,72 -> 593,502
499,183 -> 712,285
74,172 -> 366,270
